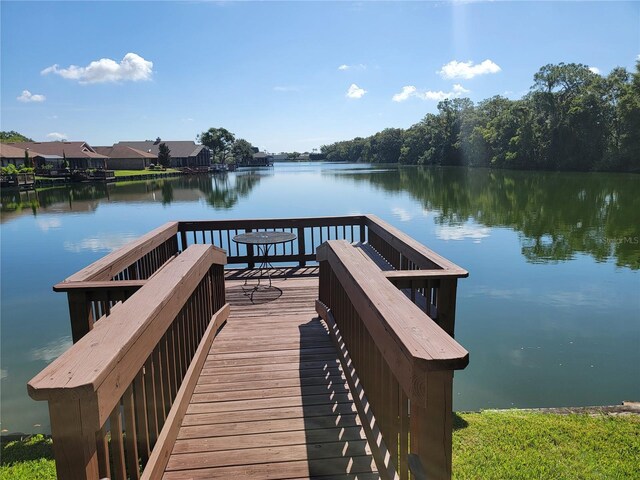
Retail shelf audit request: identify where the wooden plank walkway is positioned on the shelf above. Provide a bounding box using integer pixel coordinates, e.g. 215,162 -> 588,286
162,270 -> 381,479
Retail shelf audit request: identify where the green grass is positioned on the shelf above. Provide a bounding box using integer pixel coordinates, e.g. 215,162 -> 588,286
453,411 -> 640,479
0,435 -> 55,480
113,168 -> 180,177
1,413 -> 638,479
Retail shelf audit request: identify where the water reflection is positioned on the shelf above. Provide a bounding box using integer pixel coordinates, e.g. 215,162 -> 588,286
0,172 -> 264,220
326,167 -> 640,269
29,336 -> 72,364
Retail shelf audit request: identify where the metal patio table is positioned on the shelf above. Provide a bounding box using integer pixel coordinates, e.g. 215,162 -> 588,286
232,231 -> 297,297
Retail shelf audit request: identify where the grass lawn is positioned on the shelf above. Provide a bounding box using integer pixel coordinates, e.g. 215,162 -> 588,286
452,411 -> 640,479
113,168 -> 180,177
1,412 -> 638,479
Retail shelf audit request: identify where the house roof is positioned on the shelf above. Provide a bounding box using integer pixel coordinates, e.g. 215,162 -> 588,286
0,143 -> 41,159
94,145 -> 157,159
8,141 -> 108,159
116,141 -> 207,158
253,152 -> 272,159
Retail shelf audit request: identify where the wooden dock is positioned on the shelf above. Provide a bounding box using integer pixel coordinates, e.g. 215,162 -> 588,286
29,216 -> 469,480
163,271 -> 379,479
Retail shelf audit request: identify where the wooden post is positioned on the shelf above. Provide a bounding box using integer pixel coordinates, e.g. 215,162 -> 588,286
410,370 -> 454,480
67,291 -> 94,343
246,228 -> 255,269
297,227 -> 306,267
48,399 -> 99,480
180,230 -> 188,252
437,278 -> 458,337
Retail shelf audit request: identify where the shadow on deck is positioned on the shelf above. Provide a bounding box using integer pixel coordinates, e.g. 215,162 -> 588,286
163,269 -> 379,479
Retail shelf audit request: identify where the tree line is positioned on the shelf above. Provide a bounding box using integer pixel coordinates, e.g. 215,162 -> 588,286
198,127 -> 255,165
321,62 -> 640,172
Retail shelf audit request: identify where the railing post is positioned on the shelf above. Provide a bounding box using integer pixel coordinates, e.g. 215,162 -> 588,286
437,278 -> 458,337
246,228 -> 255,269
297,227 -> 306,267
410,370 -> 454,480
48,398 -> 99,479
67,291 -> 94,343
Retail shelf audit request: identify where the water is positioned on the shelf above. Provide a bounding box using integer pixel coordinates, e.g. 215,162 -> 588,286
1,163 -> 638,434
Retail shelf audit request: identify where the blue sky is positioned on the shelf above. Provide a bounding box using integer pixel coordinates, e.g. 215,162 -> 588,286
1,1 -> 638,152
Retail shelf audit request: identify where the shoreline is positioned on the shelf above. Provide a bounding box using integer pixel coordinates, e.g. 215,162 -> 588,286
3,402 -> 637,440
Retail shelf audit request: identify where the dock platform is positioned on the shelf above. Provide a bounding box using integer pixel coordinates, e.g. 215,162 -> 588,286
28,216 -> 469,480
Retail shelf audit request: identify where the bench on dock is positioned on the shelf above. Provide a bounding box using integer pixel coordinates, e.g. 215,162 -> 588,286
29,215 -> 469,480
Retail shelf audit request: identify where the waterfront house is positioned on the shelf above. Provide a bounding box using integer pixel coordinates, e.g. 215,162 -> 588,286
94,145 -> 157,170
116,139 -> 211,168
7,141 -> 108,170
0,143 -> 40,167
248,151 -> 274,166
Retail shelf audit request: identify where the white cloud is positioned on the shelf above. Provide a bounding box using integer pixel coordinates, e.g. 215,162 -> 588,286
392,83 -> 470,102
46,132 -> 67,140
436,224 -> 490,243
30,336 -> 72,363
273,86 -> 300,92
392,207 -> 414,222
589,66 -> 601,75
338,63 -> 366,71
392,86 -> 417,102
438,59 -> 501,79
36,217 -> 62,232
64,233 -> 138,253
17,90 -> 46,102
346,83 -> 367,99
41,52 -> 153,84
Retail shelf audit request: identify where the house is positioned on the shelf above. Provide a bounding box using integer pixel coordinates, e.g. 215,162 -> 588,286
94,145 -> 157,170
0,144 -> 39,167
7,141 -> 108,169
116,139 -> 211,168
248,152 -> 274,166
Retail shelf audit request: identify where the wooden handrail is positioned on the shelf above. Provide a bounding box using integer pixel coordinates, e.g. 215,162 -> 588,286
317,240 -> 468,480
365,214 -> 468,275
317,241 -> 468,374
53,280 -> 147,291
64,221 -> 179,282
178,214 -> 367,230
28,244 -> 228,479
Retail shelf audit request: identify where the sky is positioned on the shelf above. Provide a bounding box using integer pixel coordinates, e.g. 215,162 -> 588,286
1,1 -> 639,153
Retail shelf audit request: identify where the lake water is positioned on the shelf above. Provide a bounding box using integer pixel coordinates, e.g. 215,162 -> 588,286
1,163 -> 639,434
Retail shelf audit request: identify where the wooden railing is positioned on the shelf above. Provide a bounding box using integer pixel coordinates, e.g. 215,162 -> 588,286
56,215 -> 468,343
55,222 -> 180,342
363,216 -> 468,337
177,215 -> 367,267
316,240 -> 469,480
29,245 -> 229,480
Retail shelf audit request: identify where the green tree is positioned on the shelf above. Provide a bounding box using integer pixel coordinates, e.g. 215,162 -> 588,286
231,139 -> 254,165
158,143 -> 171,168
0,131 -> 33,143
320,61 -> 640,173
198,128 -> 235,164
24,149 -> 32,169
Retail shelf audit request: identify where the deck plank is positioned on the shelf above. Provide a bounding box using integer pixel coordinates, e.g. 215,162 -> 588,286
163,273 -> 379,479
